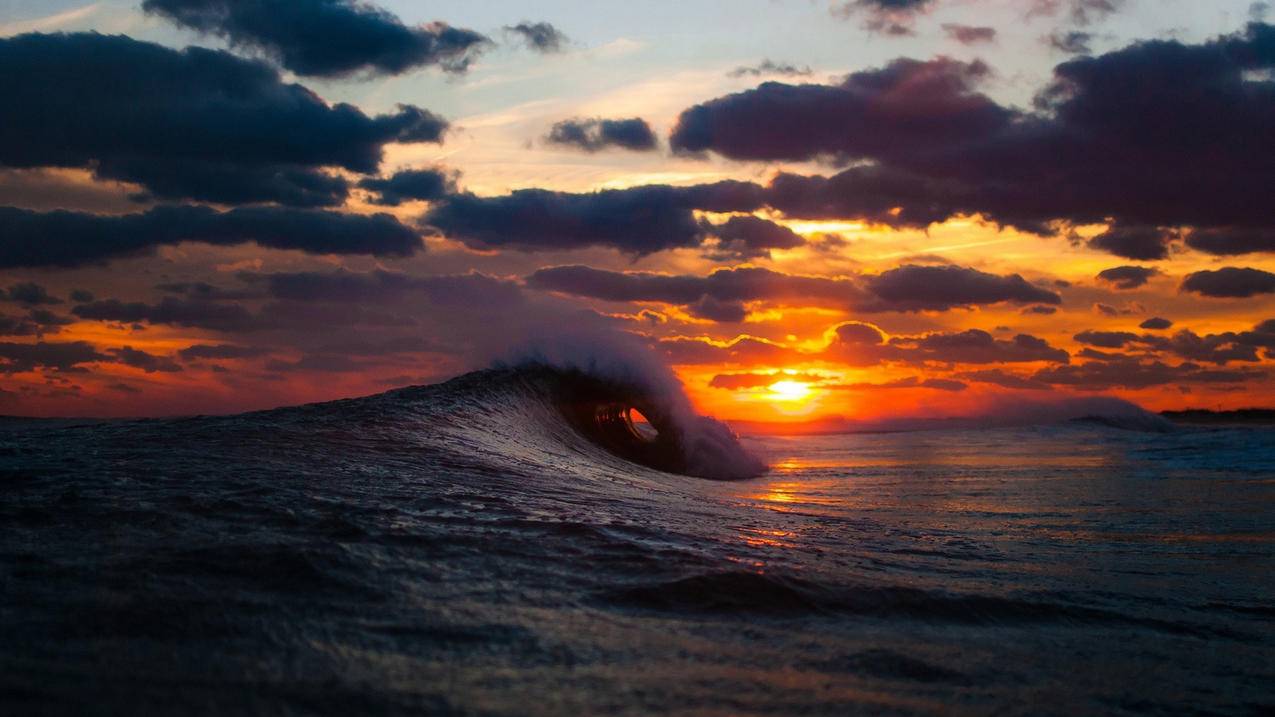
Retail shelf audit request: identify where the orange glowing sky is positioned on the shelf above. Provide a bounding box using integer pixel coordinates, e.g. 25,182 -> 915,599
2,1 -> 1275,423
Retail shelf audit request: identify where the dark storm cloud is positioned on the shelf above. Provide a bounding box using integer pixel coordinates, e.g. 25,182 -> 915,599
139,270 -> 524,353
1166,330 -> 1262,364
863,265 -> 1061,312
1140,317 -> 1173,330
528,264 -> 1058,317
670,57 -> 1010,164
0,314 -> 40,337
763,165 -> 985,230
1074,326 -> 1264,365
0,341 -> 107,373
143,0 -> 489,77
358,168 -> 457,206
109,346 -> 182,373
1096,266 -> 1158,290
1074,330 -> 1140,349
1033,358 -> 1260,390
1077,347 -> 1122,361
72,297 -> 262,332
826,322 -> 1071,366
504,21 -> 568,53
667,323 -> 1068,370
117,161 -> 353,209
527,265 -> 720,305
687,296 -> 749,323
0,309 -> 74,338
727,60 -> 814,78
0,205 -> 421,269
29,310 -> 73,329
705,215 -> 806,260
545,118 -> 658,153
1087,226 -> 1175,261
943,24 -> 997,44
1181,267 -> 1275,298
1185,227 -> 1275,255
4,283 -> 62,306
890,330 -> 1071,365
252,269 -> 523,307
833,0 -> 939,36
1239,320 -> 1275,349
423,181 -> 764,254
0,33 -> 447,206
667,24 -> 1275,243
155,282 -> 259,301
1022,305 -> 1058,315
829,321 -> 887,347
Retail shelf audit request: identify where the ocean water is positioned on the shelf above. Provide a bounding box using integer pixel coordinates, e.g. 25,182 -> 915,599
2,367 -> 1273,715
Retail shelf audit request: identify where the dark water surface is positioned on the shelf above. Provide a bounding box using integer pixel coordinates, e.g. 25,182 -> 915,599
3,369 -> 1273,715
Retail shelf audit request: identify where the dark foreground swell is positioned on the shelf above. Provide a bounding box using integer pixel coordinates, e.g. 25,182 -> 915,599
2,367 -> 1273,715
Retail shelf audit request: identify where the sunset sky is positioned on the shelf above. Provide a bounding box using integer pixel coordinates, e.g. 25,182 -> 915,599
2,0 -> 1274,421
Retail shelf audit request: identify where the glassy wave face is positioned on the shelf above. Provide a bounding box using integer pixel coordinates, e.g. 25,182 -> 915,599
2,366 -> 1273,715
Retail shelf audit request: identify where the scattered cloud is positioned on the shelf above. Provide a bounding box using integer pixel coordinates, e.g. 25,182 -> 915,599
727,60 -> 814,78
143,0 -> 489,76
0,33 -> 448,206
1182,267 -> 1275,298
528,263 -> 1059,317
4,282 -> 62,306
1096,266 -> 1159,290
832,0 -> 938,36
1047,30 -> 1094,54
504,21 -> 568,54
358,168 -> 457,206
0,205 -> 421,269
109,346 -> 182,373
1185,227 -> 1275,255
424,182 -> 763,254
545,117 -> 658,153
943,24 -> 997,45
671,24 -> 1275,245
704,215 -> 806,260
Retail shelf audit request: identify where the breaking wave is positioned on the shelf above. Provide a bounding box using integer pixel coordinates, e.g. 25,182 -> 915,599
388,363 -> 765,480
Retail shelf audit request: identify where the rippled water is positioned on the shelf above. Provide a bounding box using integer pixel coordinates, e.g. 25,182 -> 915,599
2,369 -> 1273,715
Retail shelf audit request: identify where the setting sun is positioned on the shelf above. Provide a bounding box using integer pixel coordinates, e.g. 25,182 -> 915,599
766,380 -> 813,402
